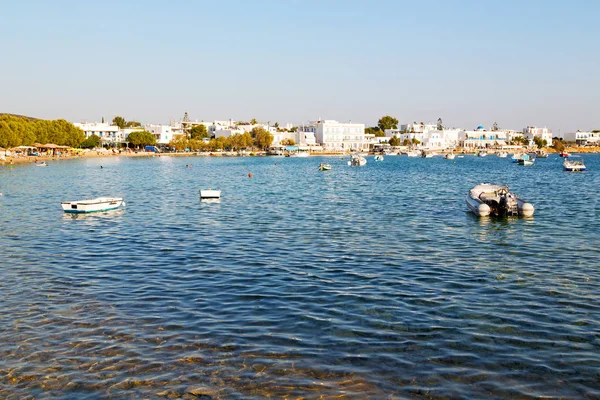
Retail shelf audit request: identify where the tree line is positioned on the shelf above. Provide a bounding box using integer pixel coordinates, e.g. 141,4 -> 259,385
168,127 -> 274,152
112,116 -> 141,129
0,114 -> 85,148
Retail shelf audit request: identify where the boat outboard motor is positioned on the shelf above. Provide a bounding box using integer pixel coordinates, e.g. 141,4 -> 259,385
496,187 -> 510,217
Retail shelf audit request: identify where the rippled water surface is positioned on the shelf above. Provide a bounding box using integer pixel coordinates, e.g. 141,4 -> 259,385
1,154 -> 599,399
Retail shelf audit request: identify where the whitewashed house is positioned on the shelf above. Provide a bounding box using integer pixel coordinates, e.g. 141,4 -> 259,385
523,126 -> 553,147
562,130 -> 600,145
305,120 -> 368,151
459,126 -> 508,148
73,122 -> 127,146
144,124 -> 184,144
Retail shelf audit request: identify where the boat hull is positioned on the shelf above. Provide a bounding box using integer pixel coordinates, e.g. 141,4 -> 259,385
519,160 -> 535,166
62,198 -> 123,213
200,190 -> 221,199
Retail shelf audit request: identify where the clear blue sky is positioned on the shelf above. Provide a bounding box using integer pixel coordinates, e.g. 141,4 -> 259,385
1,0 -> 598,133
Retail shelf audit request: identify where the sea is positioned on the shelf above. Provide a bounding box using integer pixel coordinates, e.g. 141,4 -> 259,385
0,154 -> 599,399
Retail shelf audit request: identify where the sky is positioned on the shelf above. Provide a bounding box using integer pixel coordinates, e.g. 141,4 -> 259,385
1,0 -> 598,134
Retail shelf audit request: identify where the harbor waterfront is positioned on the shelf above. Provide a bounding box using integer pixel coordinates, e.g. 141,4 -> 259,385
1,155 -> 599,398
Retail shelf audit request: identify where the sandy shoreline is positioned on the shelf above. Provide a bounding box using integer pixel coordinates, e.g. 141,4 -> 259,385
2,146 -> 599,166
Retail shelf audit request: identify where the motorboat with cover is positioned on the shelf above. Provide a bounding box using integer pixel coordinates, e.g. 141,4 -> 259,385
563,155 -> 586,171
348,154 -> 367,166
62,197 -> 124,213
466,184 -> 534,217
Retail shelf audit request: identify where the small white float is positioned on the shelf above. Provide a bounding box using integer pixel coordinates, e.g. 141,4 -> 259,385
466,184 -> 534,217
200,189 -> 221,199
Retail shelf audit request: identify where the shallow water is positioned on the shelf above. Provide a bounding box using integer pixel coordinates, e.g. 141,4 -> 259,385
0,154 -> 599,399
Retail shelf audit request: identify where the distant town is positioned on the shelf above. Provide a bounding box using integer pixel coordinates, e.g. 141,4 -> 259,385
73,112 -> 599,153
1,112 -> 599,157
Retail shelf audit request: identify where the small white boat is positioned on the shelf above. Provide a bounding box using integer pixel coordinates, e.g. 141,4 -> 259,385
511,153 -> 523,163
476,151 -> 488,157
348,154 -> 367,166
497,152 -> 508,158
406,150 -> 420,157
374,155 -> 384,162
456,155 -> 465,158
36,162 -> 48,167
318,163 -> 331,171
62,197 -> 124,213
421,150 -> 436,158
466,184 -> 534,217
535,150 -> 548,158
518,153 -> 535,166
200,189 -> 221,199
563,155 -> 586,171
445,153 -> 456,160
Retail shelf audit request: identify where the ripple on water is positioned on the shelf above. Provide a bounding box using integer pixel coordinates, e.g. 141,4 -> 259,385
0,155 -> 599,398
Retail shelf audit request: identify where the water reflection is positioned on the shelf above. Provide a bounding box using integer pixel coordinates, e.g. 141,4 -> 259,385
200,198 -> 221,204
61,208 -> 125,221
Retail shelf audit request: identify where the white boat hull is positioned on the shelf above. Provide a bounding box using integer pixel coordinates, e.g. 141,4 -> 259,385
62,197 -> 124,213
563,162 -> 586,171
200,189 -> 221,199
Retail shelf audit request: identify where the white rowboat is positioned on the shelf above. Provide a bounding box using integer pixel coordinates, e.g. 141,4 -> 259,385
61,197 -> 124,213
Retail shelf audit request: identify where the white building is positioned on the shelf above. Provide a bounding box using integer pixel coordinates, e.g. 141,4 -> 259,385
144,124 -> 183,144
73,122 -> 121,144
385,127 -> 460,149
399,122 -> 438,134
303,120 -> 368,151
459,126 -> 508,148
562,130 -> 600,145
421,129 -> 461,149
523,126 -> 552,147
213,128 -> 245,139
272,131 -> 297,145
